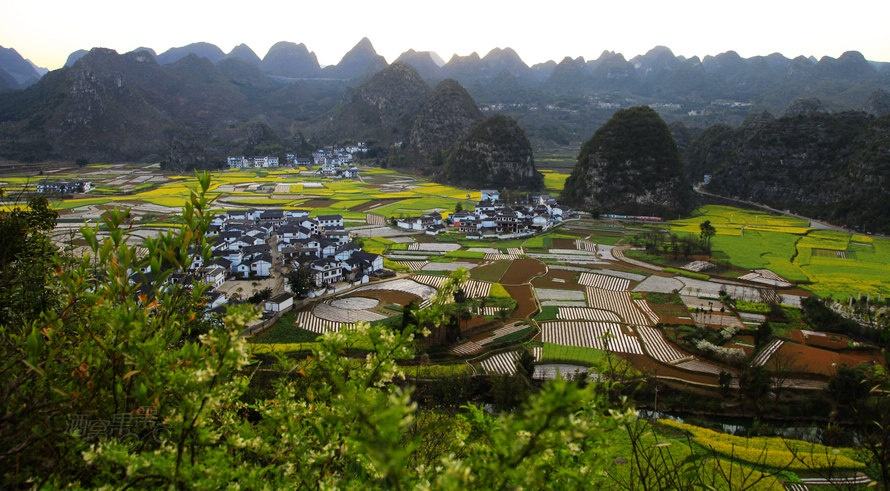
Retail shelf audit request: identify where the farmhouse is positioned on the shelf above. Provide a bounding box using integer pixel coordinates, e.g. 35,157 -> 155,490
264,293 -> 294,313
396,212 -> 443,232
317,214 -> 344,229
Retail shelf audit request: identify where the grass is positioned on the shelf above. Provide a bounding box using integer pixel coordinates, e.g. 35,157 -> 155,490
643,292 -> 685,305
540,343 -> 608,366
470,260 -> 512,282
489,283 -> 511,298
534,306 -> 559,322
442,250 -> 486,260
486,326 -> 536,348
663,267 -> 710,280
249,312 -> 319,344
659,419 -> 866,472
400,363 -> 473,378
670,205 -> 890,300
735,300 -> 772,314
540,170 -> 569,195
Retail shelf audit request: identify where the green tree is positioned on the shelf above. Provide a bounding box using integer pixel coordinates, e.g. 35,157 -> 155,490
754,322 -> 773,348
287,266 -> 313,298
739,365 -> 772,415
699,220 -> 716,251
0,196 -> 60,327
248,287 -> 272,304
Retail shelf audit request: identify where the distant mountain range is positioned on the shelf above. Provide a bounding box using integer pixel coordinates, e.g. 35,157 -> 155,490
0,46 -> 48,91
1,38 -> 889,158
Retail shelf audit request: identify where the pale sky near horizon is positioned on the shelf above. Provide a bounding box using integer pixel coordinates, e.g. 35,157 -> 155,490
3,0 -> 889,70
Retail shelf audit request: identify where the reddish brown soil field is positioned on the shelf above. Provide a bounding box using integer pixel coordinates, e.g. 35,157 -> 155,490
302,198 -> 335,208
647,300 -> 692,324
350,198 -> 402,212
504,284 -> 538,320
500,258 -> 547,285
768,342 -> 884,377
346,290 -> 420,307
531,269 -> 584,291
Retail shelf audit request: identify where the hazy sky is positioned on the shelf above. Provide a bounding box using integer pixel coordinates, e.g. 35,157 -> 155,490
3,0 -> 890,69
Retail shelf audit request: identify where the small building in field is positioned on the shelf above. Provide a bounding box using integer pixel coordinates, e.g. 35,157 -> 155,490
264,293 -> 294,313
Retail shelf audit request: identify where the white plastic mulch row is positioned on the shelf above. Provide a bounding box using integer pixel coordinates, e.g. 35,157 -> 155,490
634,299 -> 660,325
751,339 -> 784,367
395,261 -> 427,272
541,321 -> 642,355
636,325 -> 688,364
575,240 -> 599,253
675,359 -> 724,374
412,275 -> 491,298
534,288 -> 587,301
506,247 -> 524,256
365,214 -> 386,226
578,272 -> 630,291
557,307 -> 621,323
585,287 -> 652,326
482,306 -> 511,316
409,242 -> 462,252
295,310 -> 342,334
451,341 -> 483,356
479,351 -> 521,375
484,253 -> 522,261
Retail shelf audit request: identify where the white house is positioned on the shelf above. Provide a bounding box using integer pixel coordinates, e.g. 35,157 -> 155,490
205,292 -> 228,310
316,214 -> 344,229
264,293 -> 294,313
250,254 -> 273,277
227,156 -> 247,168
203,265 -> 227,288
480,189 -> 500,202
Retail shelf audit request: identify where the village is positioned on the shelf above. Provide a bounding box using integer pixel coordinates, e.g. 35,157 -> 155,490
394,189 -> 566,238
226,143 -> 367,179
180,208 -> 389,319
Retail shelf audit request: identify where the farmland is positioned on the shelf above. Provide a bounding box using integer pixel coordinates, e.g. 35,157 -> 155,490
4,162 -> 887,487
670,205 -> 890,299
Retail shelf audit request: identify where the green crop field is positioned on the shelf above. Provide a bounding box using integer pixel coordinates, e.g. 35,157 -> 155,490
671,205 -> 890,299
540,170 -> 569,195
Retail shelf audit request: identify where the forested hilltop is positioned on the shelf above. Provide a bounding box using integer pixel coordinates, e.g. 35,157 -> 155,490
562,106 -> 693,217
686,108 -> 890,234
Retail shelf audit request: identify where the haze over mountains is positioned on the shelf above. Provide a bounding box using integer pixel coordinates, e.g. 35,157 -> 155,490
1,37 -> 888,161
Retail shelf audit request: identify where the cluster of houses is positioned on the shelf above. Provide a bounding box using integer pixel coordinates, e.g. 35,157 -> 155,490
204,209 -> 384,294
227,154 -> 326,169
225,144 -> 367,171
312,143 -> 367,166
394,190 -> 565,239
36,180 -> 92,194
226,156 -> 281,169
